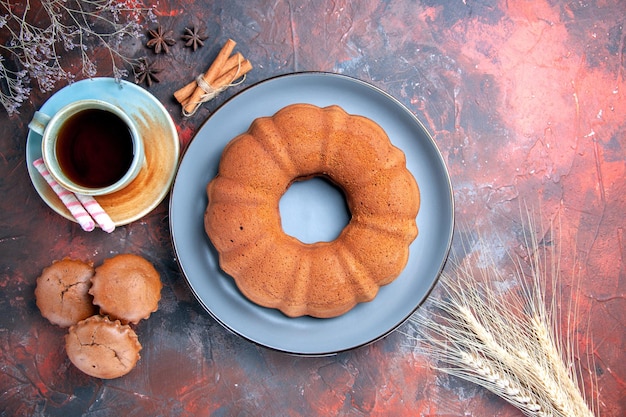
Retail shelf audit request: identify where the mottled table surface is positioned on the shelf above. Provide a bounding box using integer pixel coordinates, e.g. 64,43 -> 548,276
1,1 -> 624,416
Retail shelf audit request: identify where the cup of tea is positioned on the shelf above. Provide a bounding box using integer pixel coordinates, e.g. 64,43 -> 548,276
29,99 -> 145,196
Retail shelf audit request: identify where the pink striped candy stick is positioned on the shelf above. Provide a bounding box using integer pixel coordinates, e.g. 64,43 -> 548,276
32,158 -> 96,232
74,194 -> 115,233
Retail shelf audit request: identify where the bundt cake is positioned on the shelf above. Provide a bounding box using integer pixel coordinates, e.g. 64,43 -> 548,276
204,103 -> 420,318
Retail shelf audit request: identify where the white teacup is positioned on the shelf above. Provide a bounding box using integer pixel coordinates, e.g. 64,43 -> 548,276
29,99 -> 145,196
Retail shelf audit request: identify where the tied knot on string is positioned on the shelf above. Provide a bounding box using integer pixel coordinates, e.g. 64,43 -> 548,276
173,38 -> 253,117
183,62 -> 247,117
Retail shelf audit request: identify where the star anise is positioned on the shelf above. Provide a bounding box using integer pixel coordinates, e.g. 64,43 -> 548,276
182,26 -> 208,51
134,58 -> 161,87
146,26 -> 176,54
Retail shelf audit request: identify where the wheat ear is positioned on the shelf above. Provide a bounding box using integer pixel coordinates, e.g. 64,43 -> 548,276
405,213 -> 597,417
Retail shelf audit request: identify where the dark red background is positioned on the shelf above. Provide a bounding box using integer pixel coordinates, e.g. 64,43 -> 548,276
1,0 -> 624,415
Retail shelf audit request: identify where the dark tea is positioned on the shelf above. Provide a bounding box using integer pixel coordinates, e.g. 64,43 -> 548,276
56,109 -> 134,189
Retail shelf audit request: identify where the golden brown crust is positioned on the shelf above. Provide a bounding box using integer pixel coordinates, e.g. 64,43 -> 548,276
205,104 -> 420,318
35,258 -> 97,327
89,254 -> 162,324
65,315 -> 141,379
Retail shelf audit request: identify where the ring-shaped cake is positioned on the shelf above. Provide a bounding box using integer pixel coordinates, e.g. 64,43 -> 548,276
204,103 -> 420,318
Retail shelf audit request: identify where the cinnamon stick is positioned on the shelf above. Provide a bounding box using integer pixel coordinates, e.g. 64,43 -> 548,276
183,39 -> 237,114
173,81 -> 196,105
180,59 -> 252,107
173,52 -> 245,104
181,63 -> 252,108
211,59 -> 252,90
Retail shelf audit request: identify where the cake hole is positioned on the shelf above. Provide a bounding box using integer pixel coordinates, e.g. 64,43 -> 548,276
279,176 -> 350,244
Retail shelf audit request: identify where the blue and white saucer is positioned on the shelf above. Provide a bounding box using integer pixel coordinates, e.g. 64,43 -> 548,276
26,78 -> 180,226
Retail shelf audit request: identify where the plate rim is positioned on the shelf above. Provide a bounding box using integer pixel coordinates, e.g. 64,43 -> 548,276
170,71 -> 454,356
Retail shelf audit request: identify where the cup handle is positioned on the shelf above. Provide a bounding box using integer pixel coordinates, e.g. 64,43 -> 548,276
28,111 -> 52,136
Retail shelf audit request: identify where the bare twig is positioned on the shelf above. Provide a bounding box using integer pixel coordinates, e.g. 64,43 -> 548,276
0,0 -> 155,115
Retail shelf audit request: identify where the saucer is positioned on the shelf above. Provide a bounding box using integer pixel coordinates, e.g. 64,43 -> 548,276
26,78 -> 180,227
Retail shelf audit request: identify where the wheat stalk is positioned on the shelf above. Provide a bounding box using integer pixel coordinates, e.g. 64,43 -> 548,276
405,210 -> 597,417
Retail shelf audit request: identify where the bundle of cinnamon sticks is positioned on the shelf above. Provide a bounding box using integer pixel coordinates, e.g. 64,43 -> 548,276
174,39 -> 252,116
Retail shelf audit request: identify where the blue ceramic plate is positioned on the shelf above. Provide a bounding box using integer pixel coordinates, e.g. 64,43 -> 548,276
26,78 -> 180,226
170,72 -> 453,355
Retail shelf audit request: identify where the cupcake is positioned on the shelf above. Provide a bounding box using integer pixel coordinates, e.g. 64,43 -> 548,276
35,258 -> 97,327
65,315 -> 142,379
89,254 -> 162,324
